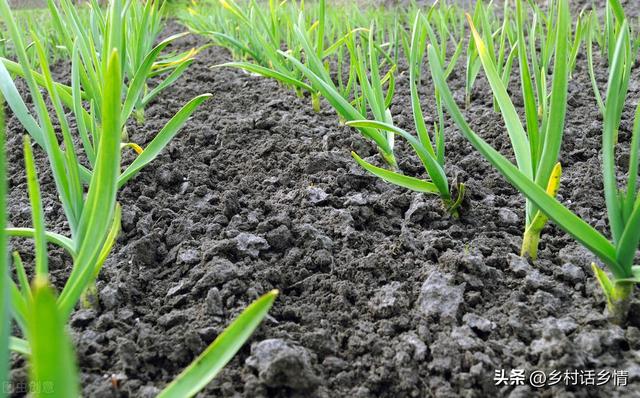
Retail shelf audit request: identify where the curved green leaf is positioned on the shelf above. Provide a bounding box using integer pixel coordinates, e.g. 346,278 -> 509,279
158,290 -> 278,398
118,93 -> 211,187
351,152 -> 438,194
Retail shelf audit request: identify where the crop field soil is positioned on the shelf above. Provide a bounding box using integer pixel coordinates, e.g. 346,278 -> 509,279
2,0 -> 640,397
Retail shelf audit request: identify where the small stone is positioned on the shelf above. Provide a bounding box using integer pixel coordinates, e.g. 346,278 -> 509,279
625,327 -> 640,349
117,309 -> 134,322
417,271 -> 465,322
498,208 -> 519,225
322,356 -> 347,371
195,258 -> 239,289
306,152 -> 347,173
558,244 -> 598,268
234,232 -> 269,258
451,325 -> 481,350
404,196 -> 430,223
368,282 -> 405,318
311,249 -> 333,271
100,285 -> 119,310
265,225 -> 292,251
246,339 -> 321,391
307,187 -> 329,204
206,287 -> 224,316
167,281 -> 188,297
138,386 -> 161,398
177,247 -> 200,265
539,317 -> 578,336
399,332 -> 427,361
222,190 -> 242,218
462,313 -> 495,334
157,165 -> 183,187
508,254 -> 532,277
525,269 -> 549,290
559,263 -> 585,283
344,193 -> 368,206
574,331 -> 604,356
158,310 -> 187,329
70,309 -> 96,328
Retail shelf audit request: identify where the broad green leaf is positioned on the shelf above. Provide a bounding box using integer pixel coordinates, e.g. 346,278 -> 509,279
0,92 -> 8,397
603,21 -> 632,244
27,277 -> 79,398
535,0 -> 570,193
58,50 -> 122,319
9,337 -> 30,356
22,136 -> 48,277
467,14 -> 533,180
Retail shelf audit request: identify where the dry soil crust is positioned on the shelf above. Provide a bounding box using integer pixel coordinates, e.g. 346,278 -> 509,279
5,17 -> 640,398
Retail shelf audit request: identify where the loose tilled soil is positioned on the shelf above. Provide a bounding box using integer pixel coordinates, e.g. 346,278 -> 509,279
5,7 -> 640,398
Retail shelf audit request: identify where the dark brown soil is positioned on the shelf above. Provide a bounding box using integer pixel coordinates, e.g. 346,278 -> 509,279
5,12 -> 640,398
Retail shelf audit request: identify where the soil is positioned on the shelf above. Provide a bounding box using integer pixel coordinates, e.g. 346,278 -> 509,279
5,7 -> 640,398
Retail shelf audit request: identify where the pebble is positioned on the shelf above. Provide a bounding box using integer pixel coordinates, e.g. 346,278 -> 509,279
177,247 -> 200,265
399,332 -> 427,361
265,225 -> 292,251
498,208 -> 519,225
205,287 -> 224,316
307,187 -> 329,204
158,310 -> 187,329
195,258 -> 239,289
167,281 -> 189,297
100,285 -> 120,310
234,232 -> 269,258
417,271 -> 465,322
507,253 -> 532,277
368,282 -> 405,318
70,309 -> 96,328
462,313 -> 495,334
559,263 -> 585,283
246,339 -> 321,391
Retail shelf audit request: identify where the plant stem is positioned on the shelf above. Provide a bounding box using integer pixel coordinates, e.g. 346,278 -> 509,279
379,149 -> 398,171
311,92 -> 320,112
520,208 -> 549,259
521,222 -> 542,259
607,282 -> 634,325
134,108 -> 145,124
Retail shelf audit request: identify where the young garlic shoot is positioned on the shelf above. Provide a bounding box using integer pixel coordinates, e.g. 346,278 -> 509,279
0,2 -> 279,395
0,0 -> 210,189
479,0 -> 570,260
586,0 -> 637,116
464,0 -> 484,109
281,18 -> 399,169
430,4 -> 640,324
203,0 -> 321,111
347,11 -> 465,218
0,93 -> 8,392
46,0 -> 200,124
